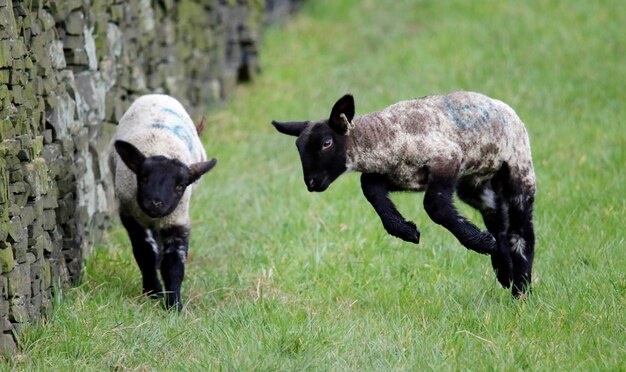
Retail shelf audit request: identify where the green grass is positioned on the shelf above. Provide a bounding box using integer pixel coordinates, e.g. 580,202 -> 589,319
6,0 -> 625,369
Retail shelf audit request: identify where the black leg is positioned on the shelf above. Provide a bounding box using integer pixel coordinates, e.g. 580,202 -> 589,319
457,178 -> 513,287
159,225 -> 190,311
495,162 -> 535,297
120,213 -> 163,297
507,195 -> 535,297
423,176 -> 496,254
456,179 -> 507,235
360,173 -> 420,244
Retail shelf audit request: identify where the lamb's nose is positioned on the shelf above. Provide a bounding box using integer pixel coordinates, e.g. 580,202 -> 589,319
308,178 -> 316,188
150,199 -> 163,208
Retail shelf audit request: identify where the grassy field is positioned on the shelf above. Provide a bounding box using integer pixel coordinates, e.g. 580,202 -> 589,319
6,0 -> 625,369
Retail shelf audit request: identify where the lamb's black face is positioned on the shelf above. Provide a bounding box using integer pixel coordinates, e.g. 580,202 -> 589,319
296,122 -> 347,192
137,156 -> 190,218
114,140 -> 217,219
272,93 -> 356,193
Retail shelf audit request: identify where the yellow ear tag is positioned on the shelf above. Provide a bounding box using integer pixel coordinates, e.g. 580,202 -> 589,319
340,113 -> 355,130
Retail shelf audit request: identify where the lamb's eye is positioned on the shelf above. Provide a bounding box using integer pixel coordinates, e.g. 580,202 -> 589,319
322,138 -> 333,150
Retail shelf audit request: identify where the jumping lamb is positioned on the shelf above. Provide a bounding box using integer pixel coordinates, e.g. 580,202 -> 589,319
111,94 -> 217,311
272,91 -> 536,297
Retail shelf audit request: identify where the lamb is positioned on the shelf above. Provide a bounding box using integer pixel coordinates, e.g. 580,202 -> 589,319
272,91 -> 536,297
110,94 -> 217,311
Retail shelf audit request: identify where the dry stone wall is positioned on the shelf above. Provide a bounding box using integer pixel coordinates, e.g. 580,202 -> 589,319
0,0 -> 300,354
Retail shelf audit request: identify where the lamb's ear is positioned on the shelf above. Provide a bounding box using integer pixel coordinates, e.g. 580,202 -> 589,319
329,94 -> 355,135
188,158 -> 217,184
271,120 -> 308,137
114,140 -> 146,174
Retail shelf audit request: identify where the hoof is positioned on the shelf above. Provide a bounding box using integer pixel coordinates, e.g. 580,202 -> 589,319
165,294 -> 183,312
398,221 -> 420,244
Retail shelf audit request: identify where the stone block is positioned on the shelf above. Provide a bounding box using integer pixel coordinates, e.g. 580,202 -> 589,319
29,232 -> 47,261
7,263 -> 30,297
0,243 -> 15,273
29,34 -> 53,71
73,128 -> 88,154
41,209 -> 56,230
105,22 -> 123,58
30,257 -> 44,280
0,41 -> 11,69
9,40 -> 26,59
4,153 -> 19,170
23,157 -> 48,196
48,40 -> 66,69
9,296 -> 28,323
31,195 -> 44,218
75,71 -> 106,125
57,191 -> 76,223
65,10 -> 85,35
63,35 -> 86,50
11,236 -> 27,264
0,69 -> 9,85
0,140 -> 21,158
42,76 -> 57,94
20,205 -> 35,227
9,67 -> 28,86
9,181 -> 27,196
9,170 -> 22,183
7,215 -> 23,242
0,315 -> 10,332
57,173 -> 76,195
30,293 -> 42,317
41,260 -> 51,289
47,92 -> 76,139
38,9 -> 56,30
0,333 -> 17,357
109,4 -> 125,23
27,218 -> 44,246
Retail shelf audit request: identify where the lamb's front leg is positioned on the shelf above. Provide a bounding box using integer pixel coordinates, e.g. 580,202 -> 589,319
361,173 -> 420,244
120,213 -> 163,297
423,175 -> 496,254
159,225 -> 189,312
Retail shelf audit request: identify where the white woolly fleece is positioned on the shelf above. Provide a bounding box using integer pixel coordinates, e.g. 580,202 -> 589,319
110,94 -> 207,229
345,91 -> 536,194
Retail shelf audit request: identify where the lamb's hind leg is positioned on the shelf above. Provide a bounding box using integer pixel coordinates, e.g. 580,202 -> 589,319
505,191 -> 535,297
499,165 -> 536,297
457,178 -> 513,288
423,175 -> 496,255
120,213 -> 163,297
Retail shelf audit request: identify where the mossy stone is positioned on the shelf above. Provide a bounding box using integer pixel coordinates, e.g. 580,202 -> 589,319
0,243 -> 14,273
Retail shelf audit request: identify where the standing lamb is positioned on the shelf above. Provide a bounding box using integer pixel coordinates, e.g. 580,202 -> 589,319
272,91 -> 536,297
111,94 -> 217,311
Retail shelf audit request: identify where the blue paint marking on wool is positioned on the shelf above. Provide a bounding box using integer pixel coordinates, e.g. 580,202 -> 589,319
444,96 -> 500,128
148,107 -> 198,152
444,96 -> 489,128
162,107 -> 186,120
149,122 -> 194,152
